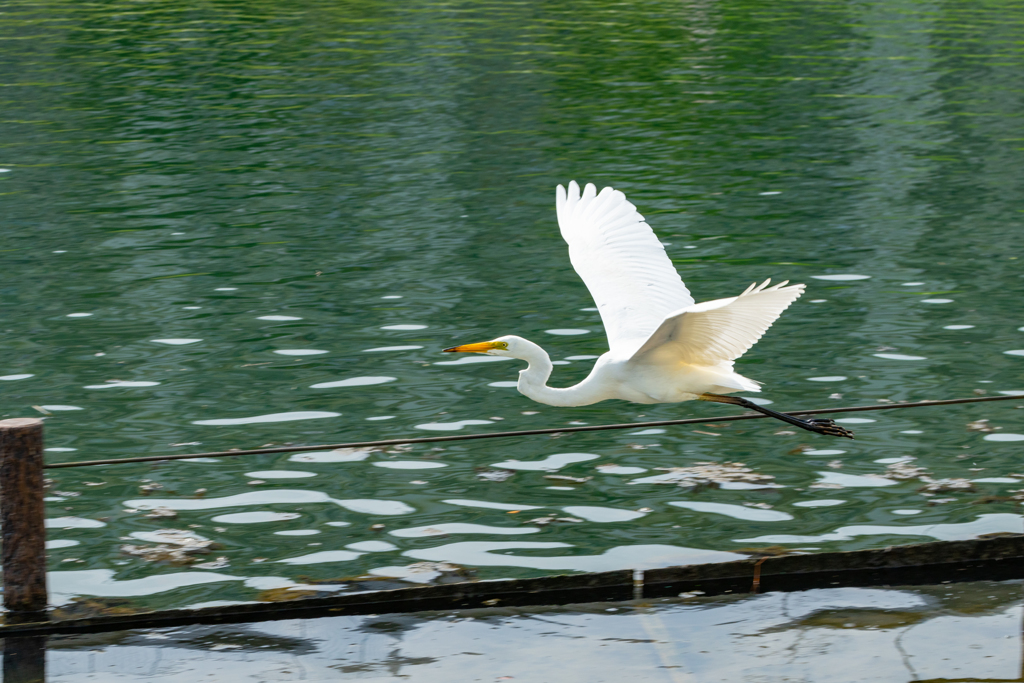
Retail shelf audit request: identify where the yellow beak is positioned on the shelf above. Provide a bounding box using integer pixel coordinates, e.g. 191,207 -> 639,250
443,341 -> 502,353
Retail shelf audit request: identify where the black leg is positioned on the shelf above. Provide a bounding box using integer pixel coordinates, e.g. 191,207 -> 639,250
699,394 -> 854,439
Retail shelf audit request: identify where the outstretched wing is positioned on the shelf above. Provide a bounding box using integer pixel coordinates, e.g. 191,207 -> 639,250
556,181 -> 694,355
629,279 -> 805,367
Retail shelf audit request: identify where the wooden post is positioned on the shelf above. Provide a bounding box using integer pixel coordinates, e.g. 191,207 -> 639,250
0,418 -> 48,616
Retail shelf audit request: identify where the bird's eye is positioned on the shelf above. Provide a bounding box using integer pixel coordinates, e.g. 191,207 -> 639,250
496,342 -> 508,349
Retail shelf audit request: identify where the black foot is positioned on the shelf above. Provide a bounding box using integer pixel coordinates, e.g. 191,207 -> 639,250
801,418 -> 854,439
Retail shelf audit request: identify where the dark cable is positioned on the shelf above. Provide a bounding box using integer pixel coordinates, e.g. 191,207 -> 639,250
43,394 -> 1022,469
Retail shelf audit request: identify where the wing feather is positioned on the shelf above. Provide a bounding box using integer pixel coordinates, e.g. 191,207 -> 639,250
556,181 -> 694,354
630,280 -> 805,366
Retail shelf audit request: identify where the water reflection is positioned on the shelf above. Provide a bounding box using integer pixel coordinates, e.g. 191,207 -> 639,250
2,0 -> 1023,606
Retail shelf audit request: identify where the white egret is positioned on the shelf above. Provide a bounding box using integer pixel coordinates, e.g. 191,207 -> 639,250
444,181 -> 853,439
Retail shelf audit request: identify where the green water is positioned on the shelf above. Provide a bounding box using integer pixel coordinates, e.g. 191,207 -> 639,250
2,0 -> 1023,609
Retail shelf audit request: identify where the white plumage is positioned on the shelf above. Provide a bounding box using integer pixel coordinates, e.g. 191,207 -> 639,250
444,181 -> 853,439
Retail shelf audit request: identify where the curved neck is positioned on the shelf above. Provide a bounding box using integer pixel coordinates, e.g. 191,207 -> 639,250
512,339 -> 609,407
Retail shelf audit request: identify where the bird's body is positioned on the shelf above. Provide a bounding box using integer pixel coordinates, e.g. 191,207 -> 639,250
445,181 -> 852,438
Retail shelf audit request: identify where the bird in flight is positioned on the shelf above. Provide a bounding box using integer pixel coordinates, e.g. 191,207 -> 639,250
444,181 -> 853,439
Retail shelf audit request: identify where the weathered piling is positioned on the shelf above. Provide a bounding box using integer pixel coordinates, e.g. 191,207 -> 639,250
0,418 -> 49,616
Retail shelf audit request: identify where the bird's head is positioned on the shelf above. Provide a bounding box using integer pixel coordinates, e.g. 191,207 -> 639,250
443,335 -> 523,357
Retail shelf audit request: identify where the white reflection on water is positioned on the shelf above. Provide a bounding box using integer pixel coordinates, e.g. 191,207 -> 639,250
381,324 -> 427,330
84,380 -> 160,389
346,541 -> 397,552
629,429 -> 666,435
49,569 -> 240,603
834,417 -> 875,424
362,345 -> 424,352
403,542 -> 743,572
39,404 -> 83,410
46,517 -> 106,529
277,550 -> 363,565
669,502 -> 793,522
984,433 -> 1024,442
274,530 -> 320,536
735,513 -> 1023,544
596,465 -> 647,475
807,376 -> 847,381
811,274 -> 871,281
211,511 -> 301,524
150,338 -> 203,345
922,298 -> 953,304
45,447 -> 77,452
874,353 -> 927,360
491,452 -> 597,471
488,381 -> 519,388
944,324 -> 974,329
310,376 -> 396,388
815,472 -> 898,487
66,312 -> 93,317
46,540 -> 80,549
1004,351 -> 1024,357
565,355 -> 599,360
562,506 -> 647,523
244,470 -> 316,479
804,449 -> 846,456
373,461 -> 448,469
415,419 -> 493,431
545,329 -> 589,335
289,449 -> 371,463
390,523 -> 540,537
257,315 -> 302,321
792,499 -> 845,508
125,491 -> 414,515
443,499 -> 542,511
193,411 -> 340,425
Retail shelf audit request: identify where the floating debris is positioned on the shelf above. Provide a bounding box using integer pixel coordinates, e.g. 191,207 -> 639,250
476,468 -> 516,482
138,483 -> 164,495
876,461 -> 976,495
919,478 -> 975,493
53,597 -> 139,619
633,462 -> 776,488
733,545 -> 794,558
257,587 -> 320,602
193,556 -> 230,569
883,461 -> 928,480
524,516 -> 585,526
369,561 -> 476,584
967,419 -> 999,433
120,529 -> 222,565
543,475 -> 592,484
144,507 -> 178,520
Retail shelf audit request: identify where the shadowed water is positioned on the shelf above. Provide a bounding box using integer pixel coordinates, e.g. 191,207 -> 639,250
1,0 -> 1023,608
